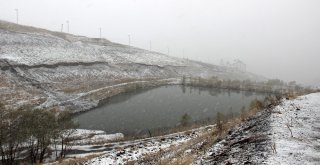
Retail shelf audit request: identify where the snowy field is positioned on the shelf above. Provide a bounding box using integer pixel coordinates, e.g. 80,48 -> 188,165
70,129 -> 124,145
194,92 -> 320,164
0,27 -> 190,67
49,125 -> 214,165
268,93 -> 320,164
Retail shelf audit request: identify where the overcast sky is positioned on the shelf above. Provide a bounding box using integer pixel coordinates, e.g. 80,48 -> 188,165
1,0 -> 320,85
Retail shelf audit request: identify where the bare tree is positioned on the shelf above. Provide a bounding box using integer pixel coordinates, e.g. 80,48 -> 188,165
56,111 -> 78,158
0,104 -> 27,165
216,112 -> 224,135
0,104 -> 78,164
21,109 -> 57,163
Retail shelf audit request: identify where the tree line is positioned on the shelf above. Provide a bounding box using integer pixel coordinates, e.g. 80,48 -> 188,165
181,76 -> 315,95
0,103 -> 78,165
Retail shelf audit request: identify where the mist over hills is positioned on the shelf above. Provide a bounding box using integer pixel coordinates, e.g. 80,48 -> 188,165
0,20 -> 265,111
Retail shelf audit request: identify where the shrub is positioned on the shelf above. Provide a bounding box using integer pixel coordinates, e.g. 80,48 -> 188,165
249,99 -> 264,112
0,103 -> 78,164
180,113 -> 191,127
216,112 -> 224,135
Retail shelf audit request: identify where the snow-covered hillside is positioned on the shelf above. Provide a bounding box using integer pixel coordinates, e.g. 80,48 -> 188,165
0,20 -> 190,67
0,20 -> 264,111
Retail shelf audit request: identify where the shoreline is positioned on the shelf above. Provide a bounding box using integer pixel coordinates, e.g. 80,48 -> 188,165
72,84 -> 274,139
55,92 -> 320,164
197,92 -> 320,164
72,79 -> 283,115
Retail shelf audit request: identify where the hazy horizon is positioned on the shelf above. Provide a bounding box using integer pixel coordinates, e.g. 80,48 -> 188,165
1,0 -> 319,85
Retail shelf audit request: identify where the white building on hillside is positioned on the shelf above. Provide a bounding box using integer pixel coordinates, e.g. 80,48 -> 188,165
231,59 -> 246,72
220,59 -> 246,72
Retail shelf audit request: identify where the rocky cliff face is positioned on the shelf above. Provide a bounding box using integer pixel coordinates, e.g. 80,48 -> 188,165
0,20 -> 264,111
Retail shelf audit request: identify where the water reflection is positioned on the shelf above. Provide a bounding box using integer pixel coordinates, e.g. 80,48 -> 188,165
75,85 -> 268,135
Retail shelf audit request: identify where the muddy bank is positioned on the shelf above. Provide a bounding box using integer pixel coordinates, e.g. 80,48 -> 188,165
195,109 -> 272,164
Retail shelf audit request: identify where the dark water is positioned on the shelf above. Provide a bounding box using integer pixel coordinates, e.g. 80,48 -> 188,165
74,85 -> 268,135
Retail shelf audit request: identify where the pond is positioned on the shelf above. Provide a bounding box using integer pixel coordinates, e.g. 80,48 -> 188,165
74,85 -> 269,135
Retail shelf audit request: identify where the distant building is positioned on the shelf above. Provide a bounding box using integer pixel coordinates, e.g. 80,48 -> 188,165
231,59 -> 246,72
220,59 -> 246,72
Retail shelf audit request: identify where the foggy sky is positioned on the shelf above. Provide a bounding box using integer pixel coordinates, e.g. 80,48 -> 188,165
1,0 -> 320,85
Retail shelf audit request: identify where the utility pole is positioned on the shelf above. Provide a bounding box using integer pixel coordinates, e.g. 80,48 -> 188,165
66,20 -> 69,33
149,40 -> 152,51
15,9 -> 19,24
61,24 -> 63,32
99,27 -> 102,38
128,35 -> 131,46
182,49 -> 184,58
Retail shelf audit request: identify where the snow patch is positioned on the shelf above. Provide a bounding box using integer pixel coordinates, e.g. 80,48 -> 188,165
267,93 -> 320,164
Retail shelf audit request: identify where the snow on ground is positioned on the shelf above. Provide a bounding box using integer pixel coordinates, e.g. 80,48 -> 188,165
267,93 -> 320,164
0,28 -> 189,67
0,21 -> 265,111
59,125 -> 214,165
193,92 -> 320,164
70,129 -> 124,145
